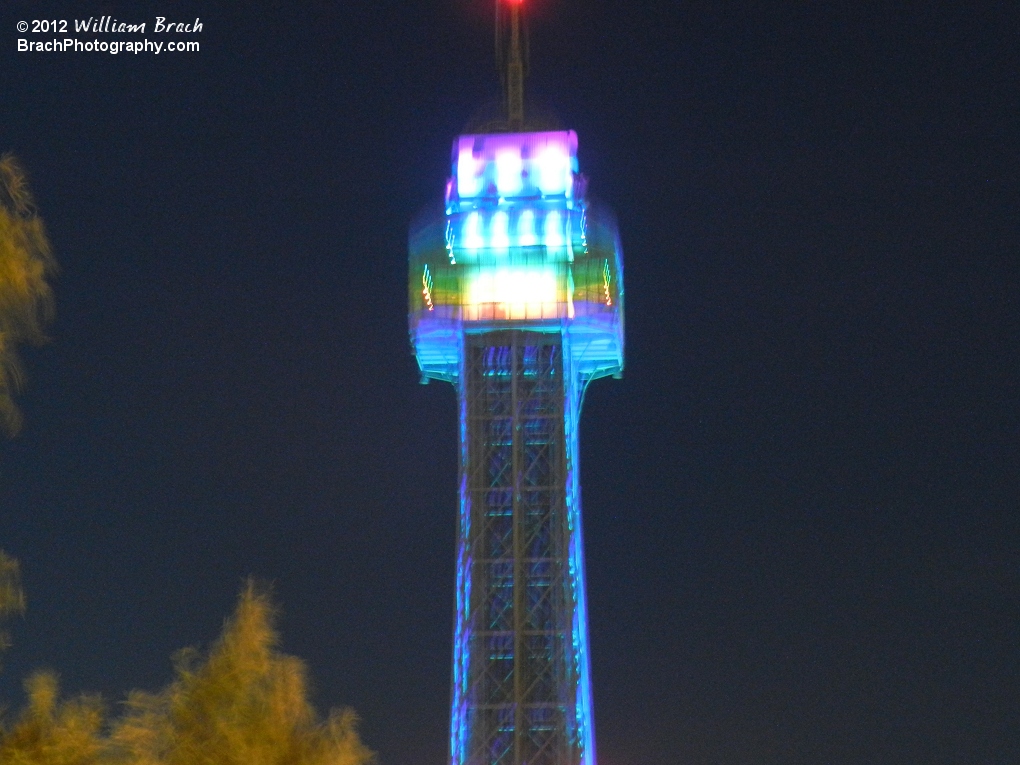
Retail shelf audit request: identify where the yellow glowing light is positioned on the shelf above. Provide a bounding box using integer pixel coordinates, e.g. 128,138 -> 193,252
465,266 -> 562,320
422,265 -> 435,311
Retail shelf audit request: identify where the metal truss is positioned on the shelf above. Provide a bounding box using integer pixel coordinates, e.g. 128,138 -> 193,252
452,330 -> 588,765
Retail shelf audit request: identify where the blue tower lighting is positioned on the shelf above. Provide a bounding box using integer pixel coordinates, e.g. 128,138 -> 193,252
409,3 -> 623,764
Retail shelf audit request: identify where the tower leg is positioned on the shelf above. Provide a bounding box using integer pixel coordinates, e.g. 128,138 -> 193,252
451,331 -> 594,765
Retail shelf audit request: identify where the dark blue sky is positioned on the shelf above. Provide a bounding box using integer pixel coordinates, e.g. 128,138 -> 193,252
2,2 -> 1018,764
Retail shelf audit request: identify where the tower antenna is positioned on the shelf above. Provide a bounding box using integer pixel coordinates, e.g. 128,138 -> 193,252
496,0 -> 528,129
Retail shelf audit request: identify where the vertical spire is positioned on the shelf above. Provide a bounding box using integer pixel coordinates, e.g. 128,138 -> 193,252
496,0 -> 528,129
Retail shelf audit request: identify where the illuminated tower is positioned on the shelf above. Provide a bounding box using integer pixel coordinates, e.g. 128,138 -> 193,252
409,3 -> 623,764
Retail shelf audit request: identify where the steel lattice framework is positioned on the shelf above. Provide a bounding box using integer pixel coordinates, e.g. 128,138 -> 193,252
459,332 -> 575,765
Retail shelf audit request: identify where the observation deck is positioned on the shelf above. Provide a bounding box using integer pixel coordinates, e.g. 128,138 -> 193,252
409,130 -> 624,384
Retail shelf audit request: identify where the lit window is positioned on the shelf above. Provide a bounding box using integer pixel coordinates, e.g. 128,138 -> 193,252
544,210 -> 564,249
495,149 -> 523,197
457,149 -> 482,198
462,212 -> 484,250
467,265 -> 558,310
516,209 -> 537,247
537,146 -> 570,196
490,211 -> 510,249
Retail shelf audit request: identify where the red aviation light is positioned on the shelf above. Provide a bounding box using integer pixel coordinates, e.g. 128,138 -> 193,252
503,0 -> 525,5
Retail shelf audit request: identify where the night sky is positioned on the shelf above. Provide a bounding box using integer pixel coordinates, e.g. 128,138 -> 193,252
2,1 -> 1018,764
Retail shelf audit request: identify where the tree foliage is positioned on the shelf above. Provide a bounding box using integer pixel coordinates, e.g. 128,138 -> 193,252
0,563 -> 373,765
0,154 -> 56,436
0,552 -> 25,668
110,582 -> 373,765
0,673 -> 104,765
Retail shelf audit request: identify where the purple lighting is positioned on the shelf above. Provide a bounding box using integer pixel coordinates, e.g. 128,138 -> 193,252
452,131 -> 579,203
